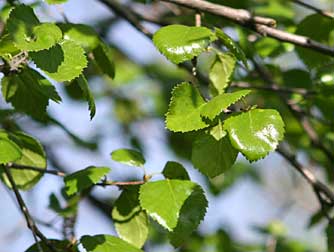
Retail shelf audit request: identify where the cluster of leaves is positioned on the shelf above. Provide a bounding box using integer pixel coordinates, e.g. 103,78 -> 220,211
0,0 -> 333,251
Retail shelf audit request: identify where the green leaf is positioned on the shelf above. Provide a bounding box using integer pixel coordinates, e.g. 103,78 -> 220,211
168,185 -> 207,247
58,23 -> 100,51
200,90 -> 251,120
162,161 -> 190,180
223,109 -> 285,161
92,41 -> 115,79
64,166 -> 111,196
45,0 -> 68,4
0,132 -> 46,190
1,68 -> 61,120
0,130 -> 22,164
326,223 -> 334,252
208,120 -> 227,141
7,5 -> 62,51
139,179 -> 196,231
112,186 -> 149,248
192,133 -> 238,178
295,14 -> 334,69
215,28 -> 248,67
209,52 -> 236,94
166,82 -> 209,132
81,234 -> 143,252
74,75 -> 96,119
153,25 -> 216,64
111,148 -> 145,167
30,40 -> 88,82
25,239 -> 78,252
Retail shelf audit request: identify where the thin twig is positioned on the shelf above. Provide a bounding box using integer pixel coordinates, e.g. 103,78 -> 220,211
291,0 -> 334,19
3,166 -> 58,252
231,81 -> 317,96
7,163 -> 66,177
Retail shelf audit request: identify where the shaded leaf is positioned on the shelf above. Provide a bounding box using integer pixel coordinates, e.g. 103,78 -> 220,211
192,133 -> 238,178
111,148 -> 145,167
162,161 -> 190,180
168,185 -> 207,247
74,75 -> 96,119
64,166 -> 111,196
153,25 -> 216,64
93,41 -> 115,78
1,68 -> 61,120
224,109 -> 285,161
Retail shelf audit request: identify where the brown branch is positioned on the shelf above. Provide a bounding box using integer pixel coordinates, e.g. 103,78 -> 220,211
291,0 -> 334,19
3,166 -> 58,252
97,180 -> 145,186
98,0 -> 152,39
160,0 -> 334,57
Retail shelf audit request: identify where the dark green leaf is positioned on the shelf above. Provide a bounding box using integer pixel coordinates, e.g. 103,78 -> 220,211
192,133 -> 238,178
93,41 -> 115,78
1,68 -> 61,120
162,161 -> 190,180
74,75 -> 96,119
168,185 -> 207,247
295,14 -> 334,69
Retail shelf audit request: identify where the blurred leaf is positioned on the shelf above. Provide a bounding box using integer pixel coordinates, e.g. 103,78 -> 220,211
0,131 -> 46,190
111,148 -> 145,167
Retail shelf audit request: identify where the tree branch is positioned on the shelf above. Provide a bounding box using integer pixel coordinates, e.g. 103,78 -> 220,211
160,0 -> 334,57
3,166 -> 58,252
291,0 -> 334,19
